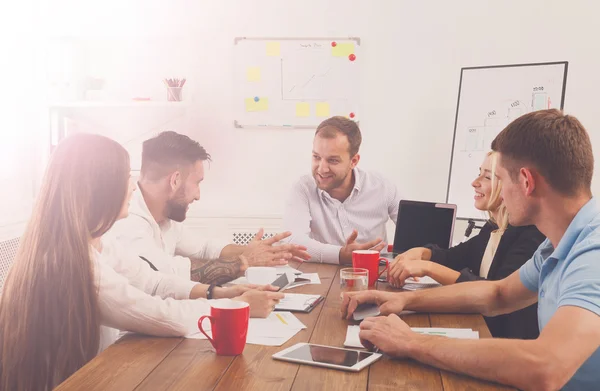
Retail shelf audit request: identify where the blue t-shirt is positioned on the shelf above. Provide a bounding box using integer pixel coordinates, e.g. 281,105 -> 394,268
520,197 -> 600,391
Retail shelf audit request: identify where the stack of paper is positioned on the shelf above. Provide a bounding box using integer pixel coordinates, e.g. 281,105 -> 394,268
247,311 -> 307,346
344,325 -> 479,348
402,276 -> 442,291
187,311 -> 307,346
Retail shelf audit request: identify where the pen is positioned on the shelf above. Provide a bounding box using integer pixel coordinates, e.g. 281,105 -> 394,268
308,296 -> 324,309
275,313 -> 288,325
418,331 -> 447,336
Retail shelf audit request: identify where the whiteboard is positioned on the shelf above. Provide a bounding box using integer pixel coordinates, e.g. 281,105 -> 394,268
446,62 -> 568,220
233,37 -> 360,128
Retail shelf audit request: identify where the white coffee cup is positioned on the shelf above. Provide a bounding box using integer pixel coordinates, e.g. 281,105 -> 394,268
245,267 -> 278,285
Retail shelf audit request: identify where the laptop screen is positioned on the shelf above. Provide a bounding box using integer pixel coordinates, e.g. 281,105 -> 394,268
393,201 -> 456,253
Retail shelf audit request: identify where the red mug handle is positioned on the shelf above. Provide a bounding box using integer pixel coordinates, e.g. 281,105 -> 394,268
378,257 -> 389,278
198,316 -> 215,348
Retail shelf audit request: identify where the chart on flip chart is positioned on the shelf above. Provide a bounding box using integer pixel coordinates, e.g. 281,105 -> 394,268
446,62 -> 568,220
233,37 -> 360,128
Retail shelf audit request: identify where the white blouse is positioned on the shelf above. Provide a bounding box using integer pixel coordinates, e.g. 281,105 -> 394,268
93,237 -> 212,353
479,230 -> 504,278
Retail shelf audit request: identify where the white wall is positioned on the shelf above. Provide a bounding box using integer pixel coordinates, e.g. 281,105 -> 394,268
0,1 -> 49,229
18,0 -> 600,240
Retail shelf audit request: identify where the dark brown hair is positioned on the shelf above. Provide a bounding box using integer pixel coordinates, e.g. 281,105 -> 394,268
315,116 -> 362,156
141,131 -> 211,180
491,109 -> 593,196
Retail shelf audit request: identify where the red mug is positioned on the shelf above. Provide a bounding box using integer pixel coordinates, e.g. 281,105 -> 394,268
198,300 -> 250,355
352,250 -> 388,287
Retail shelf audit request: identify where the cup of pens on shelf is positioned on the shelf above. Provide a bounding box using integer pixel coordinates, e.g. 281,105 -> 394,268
164,78 -> 186,101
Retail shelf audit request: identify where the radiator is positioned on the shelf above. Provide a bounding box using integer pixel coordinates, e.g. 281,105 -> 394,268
232,232 -> 275,245
0,237 -> 19,294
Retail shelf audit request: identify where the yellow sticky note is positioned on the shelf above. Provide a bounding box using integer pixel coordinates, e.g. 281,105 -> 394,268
245,97 -> 269,112
246,67 -> 261,82
316,102 -> 330,118
331,43 -> 355,57
266,42 -> 280,57
296,102 -> 310,117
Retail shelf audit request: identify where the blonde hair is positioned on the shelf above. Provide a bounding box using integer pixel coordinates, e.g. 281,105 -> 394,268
487,151 -> 509,231
0,133 -> 130,390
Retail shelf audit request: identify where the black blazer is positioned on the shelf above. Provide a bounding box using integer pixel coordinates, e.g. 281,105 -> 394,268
426,221 -> 545,340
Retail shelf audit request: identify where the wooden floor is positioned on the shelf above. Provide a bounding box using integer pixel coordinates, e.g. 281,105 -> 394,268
57,262 -> 515,391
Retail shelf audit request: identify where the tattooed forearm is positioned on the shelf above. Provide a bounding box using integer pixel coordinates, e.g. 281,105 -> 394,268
190,258 -> 244,285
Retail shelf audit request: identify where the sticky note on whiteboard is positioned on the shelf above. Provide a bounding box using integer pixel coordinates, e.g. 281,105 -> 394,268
296,102 -> 310,117
246,67 -> 261,82
315,102 -> 330,118
245,98 -> 269,112
266,42 -> 281,57
331,43 -> 354,57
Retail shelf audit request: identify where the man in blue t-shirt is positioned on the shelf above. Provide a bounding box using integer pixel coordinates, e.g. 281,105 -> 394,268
341,109 -> 600,391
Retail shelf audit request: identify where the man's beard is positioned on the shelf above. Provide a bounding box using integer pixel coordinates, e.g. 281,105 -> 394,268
313,170 -> 349,192
166,199 -> 187,222
166,188 -> 188,222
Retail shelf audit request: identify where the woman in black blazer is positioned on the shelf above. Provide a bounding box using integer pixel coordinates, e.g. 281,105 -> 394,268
388,152 -> 545,339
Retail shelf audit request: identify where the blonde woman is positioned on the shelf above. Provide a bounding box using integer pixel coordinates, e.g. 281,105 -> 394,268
0,134 -> 282,391
388,151 -> 544,339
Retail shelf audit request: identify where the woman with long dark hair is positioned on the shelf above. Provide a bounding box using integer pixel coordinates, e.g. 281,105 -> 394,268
0,133 -> 281,390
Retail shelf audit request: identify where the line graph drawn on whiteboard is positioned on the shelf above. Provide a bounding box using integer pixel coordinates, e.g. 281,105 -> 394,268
283,64 -> 332,100
281,49 -> 350,101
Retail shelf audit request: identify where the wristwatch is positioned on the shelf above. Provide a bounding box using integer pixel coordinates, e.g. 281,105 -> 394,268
206,283 -> 220,300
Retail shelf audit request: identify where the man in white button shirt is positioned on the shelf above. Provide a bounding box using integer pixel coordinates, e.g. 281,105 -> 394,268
111,131 -> 310,283
283,116 -> 402,264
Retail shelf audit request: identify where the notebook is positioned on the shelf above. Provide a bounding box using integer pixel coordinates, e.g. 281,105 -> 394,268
275,293 -> 324,313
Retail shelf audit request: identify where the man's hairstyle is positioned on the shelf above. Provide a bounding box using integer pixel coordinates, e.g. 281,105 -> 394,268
491,109 -> 593,196
315,116 -> 362,157
141,131 -> 211,180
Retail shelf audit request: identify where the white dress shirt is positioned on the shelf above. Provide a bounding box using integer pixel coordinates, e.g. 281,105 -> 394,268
283,168 -> 401,264
109,184 -> 229,279
95,236 -> 212,353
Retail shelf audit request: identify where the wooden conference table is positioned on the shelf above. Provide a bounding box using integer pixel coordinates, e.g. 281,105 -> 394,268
57,262 -> 514,391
